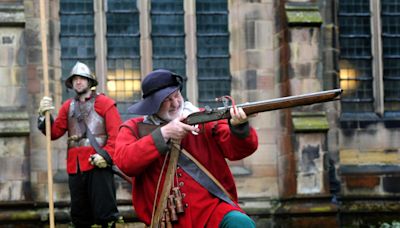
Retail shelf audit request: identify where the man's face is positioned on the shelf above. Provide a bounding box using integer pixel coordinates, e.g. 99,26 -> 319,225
156,90 -> 183,121
72,76 -> 90,95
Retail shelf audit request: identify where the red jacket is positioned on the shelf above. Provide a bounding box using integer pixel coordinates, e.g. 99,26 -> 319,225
114,117 -> 258,227
48,94 -> 122,174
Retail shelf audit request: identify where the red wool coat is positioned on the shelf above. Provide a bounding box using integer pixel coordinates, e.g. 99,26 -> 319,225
114,117 -> 258,227
47,94 -> 122,174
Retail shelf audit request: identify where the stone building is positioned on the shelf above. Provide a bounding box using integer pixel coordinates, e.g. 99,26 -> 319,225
0,0 -> 399,227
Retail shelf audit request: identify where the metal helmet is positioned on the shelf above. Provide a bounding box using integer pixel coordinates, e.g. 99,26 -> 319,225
65,61 -> 98,89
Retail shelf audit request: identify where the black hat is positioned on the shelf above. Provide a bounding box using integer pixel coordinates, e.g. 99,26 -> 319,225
128,69 -> 183,115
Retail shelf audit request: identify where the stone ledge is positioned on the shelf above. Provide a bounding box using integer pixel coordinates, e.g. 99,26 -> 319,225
340,149 -> 400,165
0,205 -> 142,225
0,3 -> 25,26
0,200 -> 276,225
292,112 -> 329,132
340,199 -> 400,213
339,164 -> 400,175
285,3 -> 322,27
0,111 -> 29,136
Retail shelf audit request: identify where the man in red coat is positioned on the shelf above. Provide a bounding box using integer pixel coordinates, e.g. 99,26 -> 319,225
114,69 -> 259,227
38,61 -> 121,227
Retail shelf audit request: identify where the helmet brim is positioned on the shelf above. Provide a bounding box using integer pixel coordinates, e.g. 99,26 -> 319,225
65,75 -> 98,89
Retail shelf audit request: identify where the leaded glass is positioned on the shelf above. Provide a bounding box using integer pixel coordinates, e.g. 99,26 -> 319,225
106,0 -> 141,120
382,0 -> 400,112
151,0 -> 186,97
196,0 -> 230,107
60,0 -> 95,100
338,0 -> 373,113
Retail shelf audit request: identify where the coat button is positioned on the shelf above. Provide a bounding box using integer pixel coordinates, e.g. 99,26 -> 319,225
185,203 -> 189,208
177,173 -> 182,177
179,182 -> 184,187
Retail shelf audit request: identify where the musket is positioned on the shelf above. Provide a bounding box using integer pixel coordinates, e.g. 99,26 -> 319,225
147,88 -> 343,227
184,88 -> 342,125
138,89 -> 342,138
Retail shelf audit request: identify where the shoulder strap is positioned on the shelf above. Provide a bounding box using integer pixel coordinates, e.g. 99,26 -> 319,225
177,146 -> 236,207
137,122 -> 160,138
119,124 -> 140,139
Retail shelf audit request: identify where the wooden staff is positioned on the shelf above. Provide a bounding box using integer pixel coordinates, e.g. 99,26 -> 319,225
39,0 -> 55,227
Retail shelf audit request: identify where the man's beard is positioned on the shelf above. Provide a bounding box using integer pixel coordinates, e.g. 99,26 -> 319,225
157,97 -> 184,122
75,87 -> 90,96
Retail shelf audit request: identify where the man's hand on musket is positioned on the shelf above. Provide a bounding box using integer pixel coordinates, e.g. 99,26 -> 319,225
230,107 -> 253,126
38,96 -> 55,116
161,116 -> 200,142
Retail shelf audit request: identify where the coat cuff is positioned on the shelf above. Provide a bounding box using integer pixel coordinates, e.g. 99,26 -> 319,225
229,120 -> 250,139
151,127 -> 170,155
37,115 -> 54,134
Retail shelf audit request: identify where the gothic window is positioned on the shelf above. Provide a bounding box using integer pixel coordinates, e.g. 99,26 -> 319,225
196,0 -> 231,108
338,0 -> 400,126
151,0 -> 186,97
60,0 -> 95,99
106,0 -> 141,119
60,0 -> 232,117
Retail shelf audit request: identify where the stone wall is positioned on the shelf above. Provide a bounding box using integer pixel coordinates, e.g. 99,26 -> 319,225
5,0 -> 400,227
229,0 -> 279,200
0,2 -> 30,202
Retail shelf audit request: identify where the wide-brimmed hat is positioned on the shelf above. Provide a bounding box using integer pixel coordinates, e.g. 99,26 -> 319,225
128,69 -> 183,115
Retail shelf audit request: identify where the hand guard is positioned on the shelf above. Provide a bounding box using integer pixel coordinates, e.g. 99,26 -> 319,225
89,154 -> 108,168
38,96 -> 55,116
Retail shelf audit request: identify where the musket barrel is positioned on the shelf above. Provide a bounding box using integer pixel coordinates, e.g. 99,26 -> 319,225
238,88 -> 342,115
185,89 -> 342,125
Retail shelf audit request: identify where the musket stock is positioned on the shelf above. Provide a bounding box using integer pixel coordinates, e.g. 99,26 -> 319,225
185,88 -> 342,125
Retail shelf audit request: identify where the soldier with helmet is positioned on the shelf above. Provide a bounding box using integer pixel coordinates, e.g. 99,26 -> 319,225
38,61 -> 121,227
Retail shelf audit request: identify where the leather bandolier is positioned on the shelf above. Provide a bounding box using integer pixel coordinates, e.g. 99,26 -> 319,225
67,95 -> 107,149
131,123 -> 184,228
